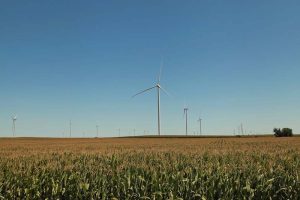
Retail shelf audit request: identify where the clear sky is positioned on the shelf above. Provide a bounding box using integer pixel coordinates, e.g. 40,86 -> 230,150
1,1 -> 299,137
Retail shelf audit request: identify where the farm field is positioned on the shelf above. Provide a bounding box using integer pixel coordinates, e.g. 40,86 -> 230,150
0,136 -> 299,199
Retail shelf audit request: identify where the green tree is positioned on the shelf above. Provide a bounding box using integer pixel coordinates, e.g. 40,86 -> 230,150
273,128 -> 293,137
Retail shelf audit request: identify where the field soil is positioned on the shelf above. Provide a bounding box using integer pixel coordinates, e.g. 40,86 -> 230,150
1,136 -> 299,155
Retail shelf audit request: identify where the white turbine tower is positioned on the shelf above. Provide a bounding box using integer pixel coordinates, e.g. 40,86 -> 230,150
12,115 -> 17,137
197,117 -> 202,135
96,125 -> 99,138
132,62 -> 169,136
184,107 -> 188,136
69,120 -> 72,138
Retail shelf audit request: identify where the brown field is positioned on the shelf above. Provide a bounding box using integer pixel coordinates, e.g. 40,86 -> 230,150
1,136 -> 300,156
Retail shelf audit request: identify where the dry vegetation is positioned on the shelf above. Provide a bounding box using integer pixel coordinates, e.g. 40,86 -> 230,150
0,136 -> 299,199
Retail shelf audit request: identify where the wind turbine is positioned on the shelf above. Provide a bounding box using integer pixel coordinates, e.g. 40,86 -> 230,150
12,115 -> 17,137
241,123 -> 244,135
96,125 -> 99,137
69,120 -> 72,138
132,61 -> 169,136
184,107 -> 188,136
197,117 -> 202,135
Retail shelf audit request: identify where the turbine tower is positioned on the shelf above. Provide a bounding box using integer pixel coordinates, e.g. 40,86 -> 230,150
184,107 -> 188,136
241,123 -> 244,135
132,61 -> 169,136
96,125 -> 99,137
12,115 -> 17,137
197,117 -> 202,135
69,120 -> 72,138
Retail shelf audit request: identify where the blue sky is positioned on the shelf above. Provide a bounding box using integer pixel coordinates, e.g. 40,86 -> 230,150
1,1 -> 299,137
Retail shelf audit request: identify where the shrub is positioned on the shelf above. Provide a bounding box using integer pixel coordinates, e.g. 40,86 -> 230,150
273,128 -> 293,137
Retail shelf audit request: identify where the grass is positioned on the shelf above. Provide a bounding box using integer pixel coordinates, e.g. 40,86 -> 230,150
0,136 -> 299,199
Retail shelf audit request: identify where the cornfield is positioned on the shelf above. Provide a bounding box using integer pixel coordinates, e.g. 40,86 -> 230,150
0,137 -> 299,199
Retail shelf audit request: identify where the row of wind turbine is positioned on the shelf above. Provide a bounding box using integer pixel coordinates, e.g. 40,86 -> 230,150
132,61 -> 203,136
183,106 -> 203,136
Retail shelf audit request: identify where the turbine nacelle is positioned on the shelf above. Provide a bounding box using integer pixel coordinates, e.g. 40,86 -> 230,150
12,115 -> 17,121
184,108 -> 188,114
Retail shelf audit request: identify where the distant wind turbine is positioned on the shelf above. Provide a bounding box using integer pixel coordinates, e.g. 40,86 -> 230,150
197,117 -> 202,135
241,123 -> 244,135
184,107 -> 188,136
132,61 -> 169,136
69,120 -> 72,138
12,115 -> 17,137
96,125 -> 99,137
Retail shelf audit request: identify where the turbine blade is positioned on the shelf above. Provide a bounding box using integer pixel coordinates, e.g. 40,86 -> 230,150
159,85 -> 170,96
132,86 -> 156,98
158,57 -> 163,83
